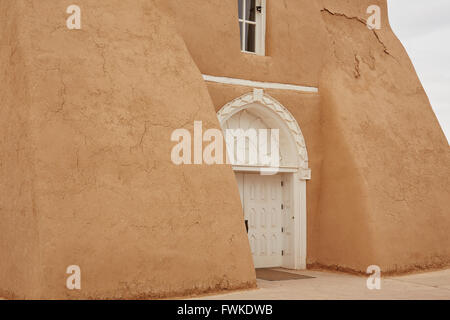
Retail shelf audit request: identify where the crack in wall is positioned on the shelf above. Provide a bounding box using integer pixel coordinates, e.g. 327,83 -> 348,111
321,8 -> 398,62
56,69 -> 67,113
354,54 -> 361,78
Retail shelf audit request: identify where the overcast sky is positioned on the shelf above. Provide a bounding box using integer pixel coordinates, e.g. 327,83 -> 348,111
388,0 -> 450,142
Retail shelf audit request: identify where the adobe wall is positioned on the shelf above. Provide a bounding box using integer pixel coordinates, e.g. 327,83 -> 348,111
171,0 -> 450,273
0,0 -> 255,299
0,0 -> 41,298
1,0 -> 449,300
318,0 -> 450,273
156,0 -> 328,86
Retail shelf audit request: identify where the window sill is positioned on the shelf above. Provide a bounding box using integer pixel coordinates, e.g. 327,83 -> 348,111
241,50 -> 265,57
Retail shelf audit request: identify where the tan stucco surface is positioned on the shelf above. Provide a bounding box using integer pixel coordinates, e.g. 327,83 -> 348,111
1,0 -> 449,299
316,0 -> 450,273
157,0 -> 328,87
0,0 -> 255,299
186,0 -> 450,274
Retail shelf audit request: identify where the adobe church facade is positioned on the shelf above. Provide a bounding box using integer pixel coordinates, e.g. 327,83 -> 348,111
0,0 -> 449,299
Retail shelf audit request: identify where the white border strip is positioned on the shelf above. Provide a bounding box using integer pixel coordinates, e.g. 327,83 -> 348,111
202,74 -> 318,93
232,165 -> 299,173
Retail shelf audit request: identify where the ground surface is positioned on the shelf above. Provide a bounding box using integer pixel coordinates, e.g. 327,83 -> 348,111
195,268 -> 450,300
1,268 -> 449,300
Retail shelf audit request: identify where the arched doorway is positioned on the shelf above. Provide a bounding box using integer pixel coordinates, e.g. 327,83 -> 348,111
217,89 -> 310,269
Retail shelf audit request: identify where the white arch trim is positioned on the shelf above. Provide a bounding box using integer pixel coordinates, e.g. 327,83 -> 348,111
217,89 -> 311,180
217,88 -> 309,269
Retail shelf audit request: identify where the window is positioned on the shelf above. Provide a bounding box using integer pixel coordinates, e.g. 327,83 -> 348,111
238,0 -> 266,55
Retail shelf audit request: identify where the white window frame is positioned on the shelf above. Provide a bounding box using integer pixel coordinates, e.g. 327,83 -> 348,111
238,0 -> 266,56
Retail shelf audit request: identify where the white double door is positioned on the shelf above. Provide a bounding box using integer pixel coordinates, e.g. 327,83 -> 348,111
236,173 -> 285,268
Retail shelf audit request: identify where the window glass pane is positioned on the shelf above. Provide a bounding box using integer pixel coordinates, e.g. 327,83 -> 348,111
245,23 -> 256,52
239,21 -> 244,51
238,0 -> 243,20
245,0 -> 256,22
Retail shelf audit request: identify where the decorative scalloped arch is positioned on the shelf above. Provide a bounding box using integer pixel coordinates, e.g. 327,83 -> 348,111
217,89 -> 309,171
